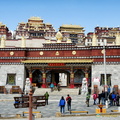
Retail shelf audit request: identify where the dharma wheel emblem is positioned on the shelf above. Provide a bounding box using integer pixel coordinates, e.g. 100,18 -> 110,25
39,51 -> 44,55
10,51 -> 14,56
72,51 -> 76,55
55,51 -> 59,56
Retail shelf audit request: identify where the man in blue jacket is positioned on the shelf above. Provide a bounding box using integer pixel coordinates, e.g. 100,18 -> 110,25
59,96 -> 66,113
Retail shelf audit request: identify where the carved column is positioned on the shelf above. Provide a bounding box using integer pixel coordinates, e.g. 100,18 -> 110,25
28,67 -> 32,84
70,67 -> 74,88
83,68 -> 89,86
41,67 -> 47,88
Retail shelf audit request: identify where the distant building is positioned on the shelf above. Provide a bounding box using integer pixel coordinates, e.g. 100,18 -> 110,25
0,22 -> 12,39
85,26 -> 120,46
59,24 -> 85,44
0,18 -> 120,94
14,17 -> 56,40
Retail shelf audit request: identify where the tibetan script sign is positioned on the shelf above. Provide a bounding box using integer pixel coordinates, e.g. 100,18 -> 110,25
14,103 -> 29,108
32,96 -> 45,102
33,101 -> 46,108
14,96 -> 29,102
14,95 -> 46,109
48,63 -> 65,66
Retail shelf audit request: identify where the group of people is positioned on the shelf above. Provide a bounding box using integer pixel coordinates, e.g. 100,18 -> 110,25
59,94 -> 72,114
50,82 -> 60,92
44,92 -> 72,114
92,90 -> 120,106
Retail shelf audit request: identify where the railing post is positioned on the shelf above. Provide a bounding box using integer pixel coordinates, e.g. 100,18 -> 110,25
29,89 -> 33,120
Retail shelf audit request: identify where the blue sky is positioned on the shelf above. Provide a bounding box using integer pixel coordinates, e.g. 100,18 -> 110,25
0,0 -> 120,34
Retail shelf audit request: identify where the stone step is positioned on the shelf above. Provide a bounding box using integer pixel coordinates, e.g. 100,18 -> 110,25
34,87 -> 80,95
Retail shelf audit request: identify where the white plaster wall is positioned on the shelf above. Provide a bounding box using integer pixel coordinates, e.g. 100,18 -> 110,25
6,38 -> 45,48
0,65 -> 25,90
92,64 -> 120,92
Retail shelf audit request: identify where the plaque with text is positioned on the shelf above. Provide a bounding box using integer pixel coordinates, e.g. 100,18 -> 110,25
14,103 -> 29,108
14,96 -> 29,102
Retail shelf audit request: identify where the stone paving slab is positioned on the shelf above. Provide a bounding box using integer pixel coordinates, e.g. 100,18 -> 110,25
0,94 -> 120,119
1,116 -> 120,120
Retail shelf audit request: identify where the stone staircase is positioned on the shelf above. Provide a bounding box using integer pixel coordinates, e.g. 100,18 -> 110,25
33,87 -> 80,96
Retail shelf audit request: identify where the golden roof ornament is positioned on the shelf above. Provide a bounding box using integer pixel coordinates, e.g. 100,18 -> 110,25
0,22 -> 3,25
29,16 -> 43,20
1,36 -> 5,48
61,24 -> 83,28
115,32 -> 120,45
92,33 -> 98,46
21,36 -> 26,48
67,38 -> 72,43
55,31 -> 63,43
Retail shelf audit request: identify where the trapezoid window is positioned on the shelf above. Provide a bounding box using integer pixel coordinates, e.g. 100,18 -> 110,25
100,74 -> 111,86
7,74 -> 16,85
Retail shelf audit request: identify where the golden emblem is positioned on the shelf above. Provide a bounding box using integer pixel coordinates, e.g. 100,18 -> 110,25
72,51 -> 76,55
55,51 -> 59,56
10,51 -> 14,56
40,51 -> 44,55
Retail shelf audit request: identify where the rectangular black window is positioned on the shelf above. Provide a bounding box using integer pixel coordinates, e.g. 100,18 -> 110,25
100,74 -> 111,86
70,34 -> 77,37
7,74 -> 16,85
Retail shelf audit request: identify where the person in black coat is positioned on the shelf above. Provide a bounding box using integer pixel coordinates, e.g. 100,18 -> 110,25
98,93 -> 102,104
109,93 -> 112,106
116,93 -> 120,106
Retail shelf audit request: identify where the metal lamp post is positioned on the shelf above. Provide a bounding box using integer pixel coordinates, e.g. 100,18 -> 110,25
103,41 -> 108,108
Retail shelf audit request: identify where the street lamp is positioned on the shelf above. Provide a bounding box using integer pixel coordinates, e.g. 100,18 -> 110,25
103,41 -> 108,108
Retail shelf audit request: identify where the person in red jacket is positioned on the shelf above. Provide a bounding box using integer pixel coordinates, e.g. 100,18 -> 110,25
66,94 -> 72,111
93,92 -> 98,105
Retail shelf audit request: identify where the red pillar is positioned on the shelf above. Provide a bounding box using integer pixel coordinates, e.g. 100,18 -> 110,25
42,73 -> 47,88
85,68 -> 89,86
70,67 -> 74,88
29,72 -> 32,84
28,67 -> 32,84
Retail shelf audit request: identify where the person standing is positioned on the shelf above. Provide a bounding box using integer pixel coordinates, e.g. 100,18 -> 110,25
86,92 -> 90,107
44,91 -> 49,105
116,93 -> 119,106
109,93 -> 112,106
107,86 -> 111,95
57,83 -> 60,91
78,86 -> 81,95
59,96 -> 66,114
101,91 -> 105,105
98,93 -> 102,104
112,91 -> 116,106
50,83 -> 54,92
93,92 -> 98,105
66,94 -> 72,111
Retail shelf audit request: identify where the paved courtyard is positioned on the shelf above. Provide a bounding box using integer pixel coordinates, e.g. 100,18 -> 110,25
0,92 -> 120,120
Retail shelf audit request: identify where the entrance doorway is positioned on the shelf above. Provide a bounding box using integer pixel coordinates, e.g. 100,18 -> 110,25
55,73 -> 59,85
52,71 -> 69,87
59,73 -> 67,86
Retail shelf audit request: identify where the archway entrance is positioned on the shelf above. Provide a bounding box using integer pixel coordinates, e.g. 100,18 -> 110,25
51,70 -> 70,87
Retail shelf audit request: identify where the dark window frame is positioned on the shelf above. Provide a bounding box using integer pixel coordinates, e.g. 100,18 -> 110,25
6,74 -> 16,85
100,74 -> 111,86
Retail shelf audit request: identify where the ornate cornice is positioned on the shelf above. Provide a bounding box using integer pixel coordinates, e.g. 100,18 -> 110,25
0,62 -> 24,65
0,46 -> 120,51
21,59 -> 93,63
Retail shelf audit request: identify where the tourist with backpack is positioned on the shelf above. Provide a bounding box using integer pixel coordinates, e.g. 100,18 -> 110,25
44,91 -> 49,105
66,94 -> 72,111
86,92 -> 90,107
59,96 -> 66,114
